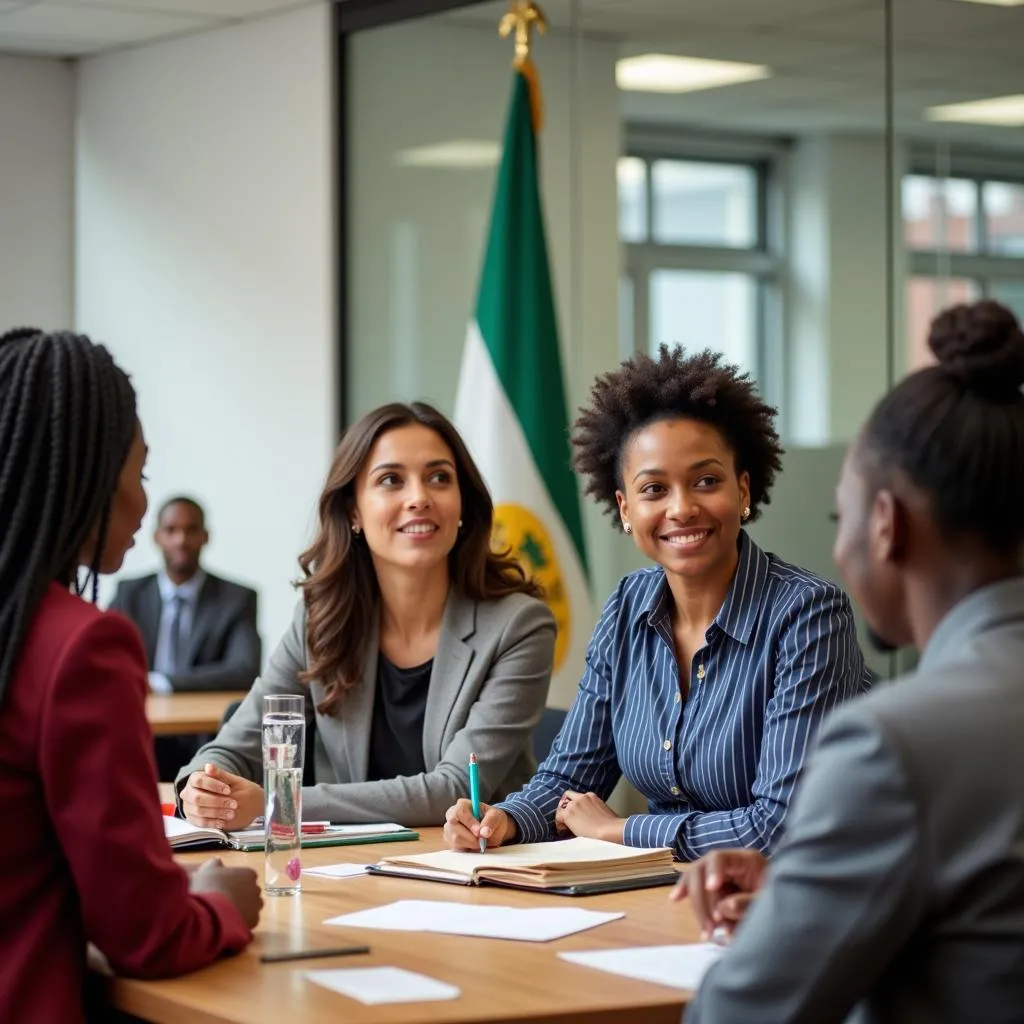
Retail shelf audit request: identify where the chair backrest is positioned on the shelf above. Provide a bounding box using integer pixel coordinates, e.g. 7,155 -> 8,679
532,706 -> 567,764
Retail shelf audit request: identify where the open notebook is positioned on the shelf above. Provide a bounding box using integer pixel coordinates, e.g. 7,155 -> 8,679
163,815 -> 418,853
366,837 -> 678,896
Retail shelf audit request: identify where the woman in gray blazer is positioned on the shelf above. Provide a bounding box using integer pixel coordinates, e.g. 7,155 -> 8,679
177,402 -> 555,828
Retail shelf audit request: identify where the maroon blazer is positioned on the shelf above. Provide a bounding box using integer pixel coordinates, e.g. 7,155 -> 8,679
0,584 -> 251,1024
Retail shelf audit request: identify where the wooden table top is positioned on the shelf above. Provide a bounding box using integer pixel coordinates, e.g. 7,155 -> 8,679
145,691 -> 248,736
113,829 -> 698,1024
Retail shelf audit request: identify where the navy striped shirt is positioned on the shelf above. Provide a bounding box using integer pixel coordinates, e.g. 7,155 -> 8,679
497,532 -> 872,860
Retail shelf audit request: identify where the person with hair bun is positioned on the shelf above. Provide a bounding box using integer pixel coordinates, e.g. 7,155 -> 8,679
0,329 -> 261,1024
682,300 -> 1024,1023
445,346 -> 870,860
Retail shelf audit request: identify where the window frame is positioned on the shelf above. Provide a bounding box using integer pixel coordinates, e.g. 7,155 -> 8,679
619,129 -> 787,403
904,165 -> 1024,304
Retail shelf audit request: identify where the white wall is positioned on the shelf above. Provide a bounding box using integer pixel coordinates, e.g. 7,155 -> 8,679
76,4 -> 336,655
0,56 -> 74,329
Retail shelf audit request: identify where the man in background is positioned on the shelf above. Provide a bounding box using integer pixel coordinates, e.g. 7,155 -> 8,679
111,496 -> 261,778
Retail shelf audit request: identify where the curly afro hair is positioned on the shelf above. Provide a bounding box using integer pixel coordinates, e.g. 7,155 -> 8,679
571,345 -> 784,530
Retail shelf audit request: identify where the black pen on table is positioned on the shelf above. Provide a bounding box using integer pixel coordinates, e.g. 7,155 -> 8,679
260,945 -> 370,964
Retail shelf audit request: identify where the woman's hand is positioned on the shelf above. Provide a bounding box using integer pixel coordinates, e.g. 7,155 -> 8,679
555,790 -> 626,844
443,798 -> 517,850
181,762 -> 262,830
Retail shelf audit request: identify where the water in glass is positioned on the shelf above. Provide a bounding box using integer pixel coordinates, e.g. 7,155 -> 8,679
262,699 -> 305,895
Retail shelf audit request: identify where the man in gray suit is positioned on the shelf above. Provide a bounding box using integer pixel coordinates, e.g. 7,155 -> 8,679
683,300 -> 1024,1023
110,496 -> 261,694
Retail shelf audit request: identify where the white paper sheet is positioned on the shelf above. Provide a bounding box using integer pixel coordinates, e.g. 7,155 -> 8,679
324,899 -> 623,942
304,864 -> 369,879
558,943 -> 724,990
306,966 -> 460,1005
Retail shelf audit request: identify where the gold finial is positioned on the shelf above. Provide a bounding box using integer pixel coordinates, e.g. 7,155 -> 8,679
499,1 -> 548,67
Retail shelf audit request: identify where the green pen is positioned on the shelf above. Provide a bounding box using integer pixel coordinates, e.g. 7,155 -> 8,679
469,752 -> 486,853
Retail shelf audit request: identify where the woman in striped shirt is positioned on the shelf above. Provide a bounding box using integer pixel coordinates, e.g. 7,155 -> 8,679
445,345 -> 872,860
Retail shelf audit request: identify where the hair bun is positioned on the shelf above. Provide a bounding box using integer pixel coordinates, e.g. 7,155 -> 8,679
928,300 -> 1024,400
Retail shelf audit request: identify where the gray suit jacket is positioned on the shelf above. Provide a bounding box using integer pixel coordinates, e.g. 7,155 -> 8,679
109,572 -> 261,692
176,588 -> 556,826
688,577 -> 1024,1024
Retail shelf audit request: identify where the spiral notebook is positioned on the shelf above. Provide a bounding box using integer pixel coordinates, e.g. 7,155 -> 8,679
365,837 -> 677,896
163,815 -> 418,853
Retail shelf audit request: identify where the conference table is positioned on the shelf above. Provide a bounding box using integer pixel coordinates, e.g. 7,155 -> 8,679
145,691 -> 248,736
113,828 -> 699,1024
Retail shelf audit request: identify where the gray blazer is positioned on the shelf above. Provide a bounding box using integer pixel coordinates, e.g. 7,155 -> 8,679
176,588 -> 556,826
109,572 -> 260,692
688,577 -> 1024,1024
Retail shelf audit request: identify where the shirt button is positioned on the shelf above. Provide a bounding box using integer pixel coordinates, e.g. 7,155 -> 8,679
696,664 -> 706,680
674,692 -> 681,704
663,739 -> 672,751
670,786 -> 681,796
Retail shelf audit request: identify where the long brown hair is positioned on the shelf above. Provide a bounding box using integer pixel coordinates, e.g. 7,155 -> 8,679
298,401 -> 542,714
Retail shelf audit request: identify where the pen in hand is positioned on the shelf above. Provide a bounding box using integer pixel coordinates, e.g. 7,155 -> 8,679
468,752 -> 486,854
260,945 -> 370,964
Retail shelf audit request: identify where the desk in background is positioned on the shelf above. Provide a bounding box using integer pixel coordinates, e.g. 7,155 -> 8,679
146,691 -> 247,737
114,827 -> 696,1024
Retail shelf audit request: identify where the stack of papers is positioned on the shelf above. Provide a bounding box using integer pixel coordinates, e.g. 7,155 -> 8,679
325,899 -> 623,942
369,836 -> 676,892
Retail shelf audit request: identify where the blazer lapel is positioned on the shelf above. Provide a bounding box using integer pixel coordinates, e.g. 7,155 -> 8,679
422,590 -> 477,767
340,615 -> 379,783
137,578 -> 162,668
183,574 -> 217,668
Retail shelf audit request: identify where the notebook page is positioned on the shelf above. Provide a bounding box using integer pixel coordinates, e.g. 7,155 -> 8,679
162,815 -> 225,845
380,837 -> 670,878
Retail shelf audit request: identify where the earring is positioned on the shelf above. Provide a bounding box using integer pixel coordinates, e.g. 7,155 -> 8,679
741,506 -> 751,522
352,524 -> 362,536
458,520 -> 463,529
623,522 -> 632,535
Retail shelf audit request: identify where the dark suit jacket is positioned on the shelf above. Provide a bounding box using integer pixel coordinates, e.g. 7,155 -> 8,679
688,577 -> 1024,1024
109,572 -> 261,693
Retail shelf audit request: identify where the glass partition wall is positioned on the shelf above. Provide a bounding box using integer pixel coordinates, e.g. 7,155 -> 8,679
343,0 -> 1024,689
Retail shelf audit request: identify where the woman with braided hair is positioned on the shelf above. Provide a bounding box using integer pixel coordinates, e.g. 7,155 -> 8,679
0,328 -> 261,1024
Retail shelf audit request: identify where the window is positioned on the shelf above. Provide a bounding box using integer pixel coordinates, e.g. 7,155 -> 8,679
904,172 -> 1024,371
618,153 -> 778,383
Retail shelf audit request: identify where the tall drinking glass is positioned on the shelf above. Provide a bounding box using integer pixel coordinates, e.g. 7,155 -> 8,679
262,694 -> 305,896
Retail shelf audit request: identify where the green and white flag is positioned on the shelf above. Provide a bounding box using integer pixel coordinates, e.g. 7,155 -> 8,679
454,65 -> 593,706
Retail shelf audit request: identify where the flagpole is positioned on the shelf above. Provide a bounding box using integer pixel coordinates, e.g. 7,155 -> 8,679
499,1 -> 548,131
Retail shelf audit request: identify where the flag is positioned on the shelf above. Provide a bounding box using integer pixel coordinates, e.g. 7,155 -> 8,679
454,65 -> 593,707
